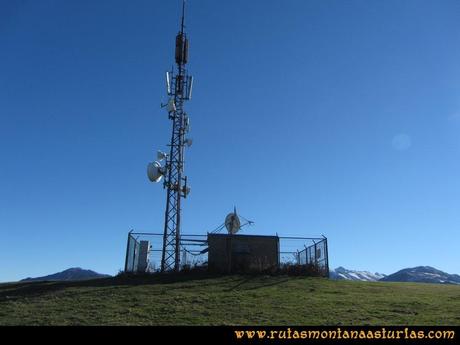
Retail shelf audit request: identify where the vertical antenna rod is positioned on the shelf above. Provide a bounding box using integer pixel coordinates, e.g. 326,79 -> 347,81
181,0 -> 186,34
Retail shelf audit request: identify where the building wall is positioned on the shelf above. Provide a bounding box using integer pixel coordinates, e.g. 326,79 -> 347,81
207,234 -> 279,273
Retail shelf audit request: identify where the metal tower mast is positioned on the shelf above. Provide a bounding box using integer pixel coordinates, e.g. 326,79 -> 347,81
154,0 -> 193,272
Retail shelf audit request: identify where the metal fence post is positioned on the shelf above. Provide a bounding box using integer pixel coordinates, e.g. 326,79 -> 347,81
314,241 -> 318,267
323,236 -> 329,277
124,230 -> 133,272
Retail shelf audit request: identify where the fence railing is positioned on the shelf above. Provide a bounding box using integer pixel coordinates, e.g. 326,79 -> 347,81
124,231 -> 328,277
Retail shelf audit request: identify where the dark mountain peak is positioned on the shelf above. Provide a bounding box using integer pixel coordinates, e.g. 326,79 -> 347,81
380,266 -> 460,284
63,267 -> 84,273
21,267 -> 111,282
394,266 -> 445,276
410,266 -> 442,274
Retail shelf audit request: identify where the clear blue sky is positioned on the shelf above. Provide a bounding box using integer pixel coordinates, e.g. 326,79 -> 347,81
1,0 -> 459,282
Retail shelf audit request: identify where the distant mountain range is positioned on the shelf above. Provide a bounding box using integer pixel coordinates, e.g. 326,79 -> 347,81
330,266 -> 460,285
380,266 -> 460,285
21,267 -> 111,282
19,266 -> 460,285
330,266 -> 386,281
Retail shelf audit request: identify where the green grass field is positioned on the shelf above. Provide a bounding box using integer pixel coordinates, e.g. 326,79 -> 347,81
0,273 -> 459,325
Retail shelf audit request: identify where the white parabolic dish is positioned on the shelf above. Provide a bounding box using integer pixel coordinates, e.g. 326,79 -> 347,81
225,212 -> 241,235
147,161 -> 163,183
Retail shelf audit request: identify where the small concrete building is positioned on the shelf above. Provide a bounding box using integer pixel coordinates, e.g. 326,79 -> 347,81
207,233 -> 279,273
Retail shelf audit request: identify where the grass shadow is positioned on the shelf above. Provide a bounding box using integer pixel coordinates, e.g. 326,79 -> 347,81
0,271 -> 227,301
0,272 -> 308,301
226,275 -> 290,292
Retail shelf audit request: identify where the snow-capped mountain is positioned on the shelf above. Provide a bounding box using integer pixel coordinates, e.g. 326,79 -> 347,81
380,266 -> 460,285
329,266 -> 386,281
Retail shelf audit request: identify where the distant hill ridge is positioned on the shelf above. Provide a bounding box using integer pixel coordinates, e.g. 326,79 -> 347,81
330,266 -> 460,284
329,266 -> 386,281
21,267 -> 110,282
20,266 -> 459,284
380,266 -> 460,284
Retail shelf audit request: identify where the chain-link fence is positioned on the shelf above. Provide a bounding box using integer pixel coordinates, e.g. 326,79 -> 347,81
278,236 -> 329,277
124,232 -> 207,273
124,231 -> 328,277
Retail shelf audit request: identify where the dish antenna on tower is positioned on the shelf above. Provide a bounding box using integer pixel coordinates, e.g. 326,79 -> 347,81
225,207 -> 241,235
147,161 -> 166,183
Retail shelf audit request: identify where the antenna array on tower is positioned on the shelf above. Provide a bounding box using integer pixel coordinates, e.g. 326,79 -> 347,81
146,0 -> 194,272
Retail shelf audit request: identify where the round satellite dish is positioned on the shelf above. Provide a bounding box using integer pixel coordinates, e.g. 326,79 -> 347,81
157,150 -> 167,161
225,212 -> 241,235
147,161 -> 163,182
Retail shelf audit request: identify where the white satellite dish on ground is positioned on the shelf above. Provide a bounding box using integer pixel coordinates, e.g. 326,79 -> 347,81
225,208 -> 241,235
147,161 -> 165,183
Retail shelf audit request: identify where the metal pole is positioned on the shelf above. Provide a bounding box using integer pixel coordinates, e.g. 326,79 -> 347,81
324,237 -> 329,277
132,237 -> 138,272
124,230 -> 133,272
314,242 -> 318,268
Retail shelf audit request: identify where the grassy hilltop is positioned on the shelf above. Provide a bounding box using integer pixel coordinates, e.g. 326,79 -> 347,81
0,273 -> 459,325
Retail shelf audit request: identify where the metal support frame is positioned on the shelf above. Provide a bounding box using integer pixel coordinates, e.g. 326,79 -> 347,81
160,0 -> 192,272
124,230 -> 134,272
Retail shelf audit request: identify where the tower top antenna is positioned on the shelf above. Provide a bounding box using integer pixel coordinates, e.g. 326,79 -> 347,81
181,0 -> 186,34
